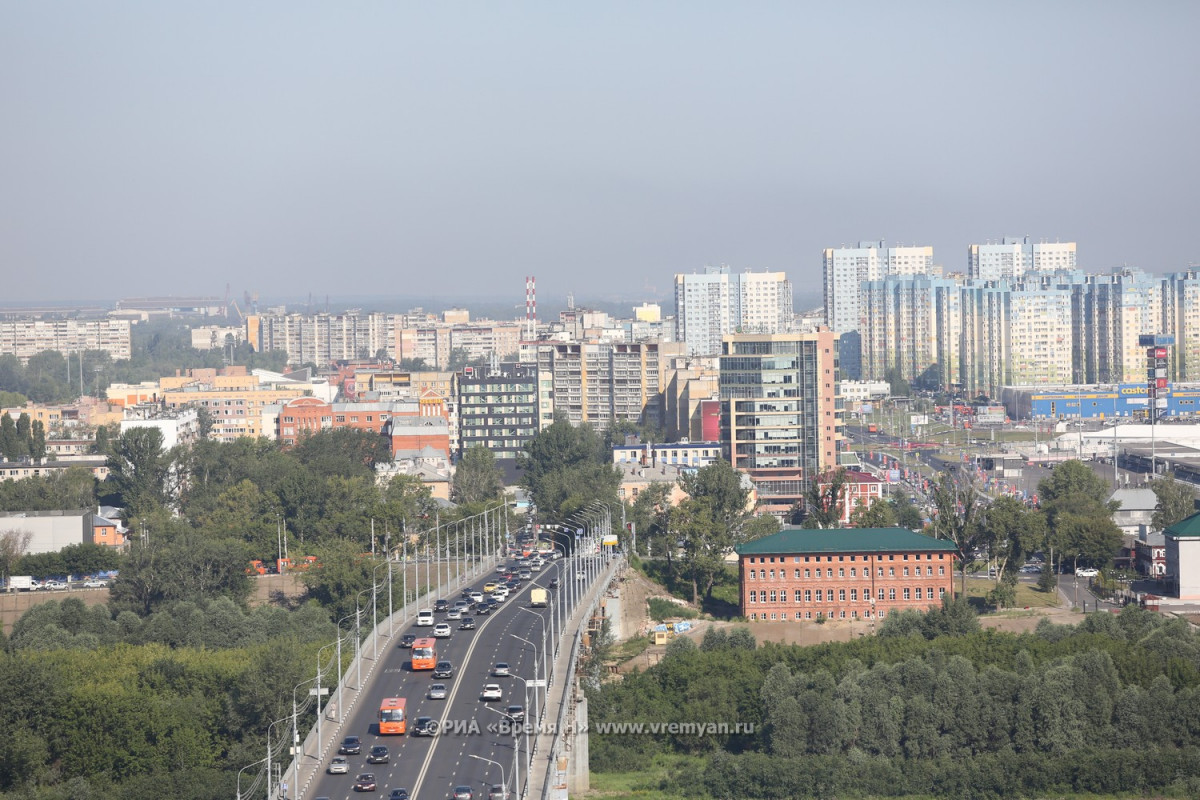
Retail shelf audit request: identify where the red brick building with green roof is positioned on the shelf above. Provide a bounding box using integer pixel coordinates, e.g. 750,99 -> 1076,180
734,527 -> 957,621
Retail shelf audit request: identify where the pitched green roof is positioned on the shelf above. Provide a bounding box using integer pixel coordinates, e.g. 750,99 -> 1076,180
1165,511 -> 1200,538
735,527 -> 957,556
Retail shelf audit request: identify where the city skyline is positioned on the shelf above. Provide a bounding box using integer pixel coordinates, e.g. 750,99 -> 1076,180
4,3 -> 1199,305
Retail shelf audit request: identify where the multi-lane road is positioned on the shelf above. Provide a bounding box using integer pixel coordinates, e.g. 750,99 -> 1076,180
306,555 -> 576,800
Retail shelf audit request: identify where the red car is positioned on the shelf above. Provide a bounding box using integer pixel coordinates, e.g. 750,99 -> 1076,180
354,774 -> 377,792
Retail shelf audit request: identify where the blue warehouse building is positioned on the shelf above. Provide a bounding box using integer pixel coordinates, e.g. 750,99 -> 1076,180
1000,383 -> 1200,421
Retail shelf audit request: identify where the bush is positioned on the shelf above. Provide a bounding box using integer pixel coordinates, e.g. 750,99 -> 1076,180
648,597 -> 699,621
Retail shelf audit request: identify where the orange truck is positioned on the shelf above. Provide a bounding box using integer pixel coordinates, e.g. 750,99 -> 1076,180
248,560 -> 266,575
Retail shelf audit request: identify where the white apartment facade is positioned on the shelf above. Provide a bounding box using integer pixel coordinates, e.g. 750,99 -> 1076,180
674,266 -> 793,356
0,319 -> 132,363
968,237 -> 1077,281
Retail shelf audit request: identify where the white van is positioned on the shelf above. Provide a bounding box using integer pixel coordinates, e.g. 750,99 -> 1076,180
417,609 -> 434,626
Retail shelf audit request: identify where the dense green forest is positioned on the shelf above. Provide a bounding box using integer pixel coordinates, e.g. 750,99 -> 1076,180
588,601 -> 1200,799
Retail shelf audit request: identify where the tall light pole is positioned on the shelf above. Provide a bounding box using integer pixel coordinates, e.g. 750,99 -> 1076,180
511,672 -> 535,792
314,640 -> 338,753
518,606 -> 549,698
265,716 -> 291,800
510,633 -> 543,726
482,703 -> 521,800
469,753 -> 508,798
291,676 -> 317,800
333,612 -> 356,721
236,757 -> 267,800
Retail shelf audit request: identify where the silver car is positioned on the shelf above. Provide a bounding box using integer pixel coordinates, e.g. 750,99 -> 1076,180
328,756 -> 350,775
428,683 -> 448,700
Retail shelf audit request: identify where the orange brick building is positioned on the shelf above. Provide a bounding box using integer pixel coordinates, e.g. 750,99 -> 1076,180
275,397 -> 396,446
735,527 -> 956,621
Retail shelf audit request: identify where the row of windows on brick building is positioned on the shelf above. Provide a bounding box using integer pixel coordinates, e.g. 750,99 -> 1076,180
748,564 -> 947,579
748,586 -> 946,604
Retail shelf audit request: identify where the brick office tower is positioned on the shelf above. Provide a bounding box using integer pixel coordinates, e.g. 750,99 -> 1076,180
735,528 -> 956,621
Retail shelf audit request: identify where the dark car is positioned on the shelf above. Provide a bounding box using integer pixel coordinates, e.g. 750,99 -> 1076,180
459,616 -> 476,630
475,603 -> 492,616
412,716 -> 437,736
367,745 -> 389,764
506,578 -> 521,589
486,597 -> 500,610
353,774 -> 377,792
338,735 -> 362,755
452,786 -> 474,800
548,578 -> 559,589
433,660 -> 454,678
400,633 -> 417,648
433,599 -> 450,612
389,790 -> 411,800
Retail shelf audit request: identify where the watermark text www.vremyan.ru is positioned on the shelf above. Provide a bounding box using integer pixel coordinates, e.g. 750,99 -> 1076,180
431,719 -> 755,736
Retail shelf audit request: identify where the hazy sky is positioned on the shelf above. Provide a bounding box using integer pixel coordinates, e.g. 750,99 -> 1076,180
3,2 -> 1198,311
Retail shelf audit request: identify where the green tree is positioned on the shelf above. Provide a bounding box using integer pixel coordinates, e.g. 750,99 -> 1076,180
105,427 -> 170,517
0,414 -> 20,460
520,416 -> 619,519
1038,459 -> 1113,508
978,495 -> 1047,580
30,419 -> 46,460
1038,461 -> 1121,572
0,528 -> 33,586
628,481 -> 673,559
292,427 -> 391,479
929,470 -> 987,597
452,446 -> 504,504
803,469 -> 846,528
1150,472 -> 1196,531
849,496 -> 899,528
15,413 -> 32,459
194,479 -> 281,559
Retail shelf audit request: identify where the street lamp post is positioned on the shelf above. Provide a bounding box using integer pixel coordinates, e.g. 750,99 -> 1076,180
518,606 -> 551,692
315,640 -> 338,752
510,633 -> 543,727
333,612 -> 357,721
291,676 -> 317,800
482,703 -> 521,800
265,716 -> 291,800
236,757 -> 267,800
511,672 -> 535,793
469,753 -> 508,799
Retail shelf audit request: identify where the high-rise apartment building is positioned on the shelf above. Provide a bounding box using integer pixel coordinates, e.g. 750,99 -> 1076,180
1163,271 -> 1200,382
1077,269 -> 1163,385
860,275 -> 962,390
674,266 -> 793,356
822,243 -> 934,379
719,329 -> 842,516
0,318 -> 132,363
535,341 -> 677,431
968,237 -> 1076,281
250,311 -> 521,369
252,312 -> 394,366
457,363 -> 539,476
